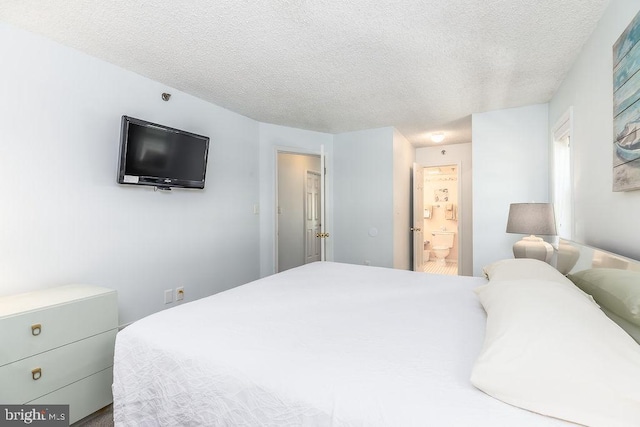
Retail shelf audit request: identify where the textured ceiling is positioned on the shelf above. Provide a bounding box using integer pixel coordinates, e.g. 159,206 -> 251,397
0,1 -> 610,146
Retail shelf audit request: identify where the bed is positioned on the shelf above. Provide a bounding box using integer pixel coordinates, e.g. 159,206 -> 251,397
113,240 -> 640,426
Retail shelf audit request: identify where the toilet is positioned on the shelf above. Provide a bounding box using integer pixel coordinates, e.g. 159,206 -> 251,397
431,231 -> 455,265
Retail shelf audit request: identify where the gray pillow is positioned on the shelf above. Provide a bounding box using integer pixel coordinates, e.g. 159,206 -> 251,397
568,268 -> 640,327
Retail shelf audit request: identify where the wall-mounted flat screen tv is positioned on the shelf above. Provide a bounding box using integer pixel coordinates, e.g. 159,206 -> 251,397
117,116 -> 210,190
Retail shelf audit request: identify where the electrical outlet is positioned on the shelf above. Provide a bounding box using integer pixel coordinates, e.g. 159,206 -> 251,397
176,287 -> 184,301
164,289 -> 173,304
364,260 -> 371,266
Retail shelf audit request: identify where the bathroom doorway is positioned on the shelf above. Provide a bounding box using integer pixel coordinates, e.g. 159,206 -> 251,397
422,164 -> 460,275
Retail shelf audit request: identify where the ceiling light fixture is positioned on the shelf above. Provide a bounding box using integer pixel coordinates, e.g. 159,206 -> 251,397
431,132 -> 445,143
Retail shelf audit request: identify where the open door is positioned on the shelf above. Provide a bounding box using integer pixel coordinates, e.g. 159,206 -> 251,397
320,144 -> 327,261
412,163 -> 425,271
304,170 -> 321,263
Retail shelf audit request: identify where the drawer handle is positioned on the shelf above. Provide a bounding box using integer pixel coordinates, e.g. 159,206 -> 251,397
31,368 -> 42,380
31,324 -> 42,336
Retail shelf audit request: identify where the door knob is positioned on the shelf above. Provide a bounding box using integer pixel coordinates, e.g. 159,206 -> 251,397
410,227 -> 421,232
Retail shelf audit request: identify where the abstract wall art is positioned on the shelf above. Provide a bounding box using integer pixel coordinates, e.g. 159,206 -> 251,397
613,10 -> 640,191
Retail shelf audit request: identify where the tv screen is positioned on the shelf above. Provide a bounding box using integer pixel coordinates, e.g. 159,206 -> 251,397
117,116 -> 210,189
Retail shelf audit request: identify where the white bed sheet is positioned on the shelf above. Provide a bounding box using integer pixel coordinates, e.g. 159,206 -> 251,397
113,262 -> 572,426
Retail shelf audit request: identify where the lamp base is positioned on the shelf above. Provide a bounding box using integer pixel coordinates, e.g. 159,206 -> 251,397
512,235 -> 553,263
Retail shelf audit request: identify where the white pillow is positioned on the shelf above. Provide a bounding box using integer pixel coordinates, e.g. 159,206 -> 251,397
471,279 -> 640,426
483,258 -> 572,285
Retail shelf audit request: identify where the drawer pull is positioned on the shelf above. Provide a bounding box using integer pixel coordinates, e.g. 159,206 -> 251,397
31,368 -> 42,380
31,324 -> 42,336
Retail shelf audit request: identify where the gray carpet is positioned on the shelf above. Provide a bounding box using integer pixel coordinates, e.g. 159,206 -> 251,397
73,405 -> 114,427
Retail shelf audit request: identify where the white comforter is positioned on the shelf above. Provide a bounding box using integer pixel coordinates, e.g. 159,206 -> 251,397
113,262 -> 571,426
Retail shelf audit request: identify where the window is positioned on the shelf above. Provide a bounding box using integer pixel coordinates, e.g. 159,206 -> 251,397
552,108 -> 573,240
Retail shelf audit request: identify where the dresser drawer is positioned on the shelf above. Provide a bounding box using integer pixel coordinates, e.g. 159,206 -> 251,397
0,329 -> 116,403
28,367 -> 113,425
0,289 -> 117,366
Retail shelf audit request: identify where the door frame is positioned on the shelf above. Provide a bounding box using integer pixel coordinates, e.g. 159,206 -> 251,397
274,146 -> 325,273
412,163 -> 425,271
414,161 -> 463,274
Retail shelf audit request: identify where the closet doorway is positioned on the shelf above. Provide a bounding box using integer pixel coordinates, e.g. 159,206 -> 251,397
276,151 -> 323,272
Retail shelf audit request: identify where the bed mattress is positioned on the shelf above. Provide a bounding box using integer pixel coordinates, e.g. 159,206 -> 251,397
113,262 -> 572,426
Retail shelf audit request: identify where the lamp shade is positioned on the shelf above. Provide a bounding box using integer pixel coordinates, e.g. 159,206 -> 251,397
506,203 -> 557,236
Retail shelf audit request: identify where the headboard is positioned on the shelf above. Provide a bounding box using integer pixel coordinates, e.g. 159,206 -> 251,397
553,239 -> 640,344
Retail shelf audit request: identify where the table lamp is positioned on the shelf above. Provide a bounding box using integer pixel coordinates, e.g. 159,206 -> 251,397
506,203 -> 557,263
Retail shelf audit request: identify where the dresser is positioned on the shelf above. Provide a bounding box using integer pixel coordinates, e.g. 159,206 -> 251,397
0,285 -> 118,424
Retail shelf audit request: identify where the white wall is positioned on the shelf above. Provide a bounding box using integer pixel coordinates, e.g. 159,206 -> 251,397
416,143 -> 473,275
392,130 -> 414,270
472,104 -> 550,276
0,23 -> 261,325
258,123 -> 333,277
549,0 -> 640,260
333,127 -> 395,267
